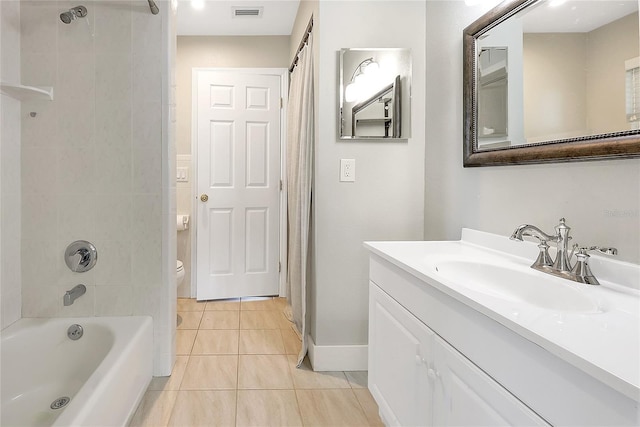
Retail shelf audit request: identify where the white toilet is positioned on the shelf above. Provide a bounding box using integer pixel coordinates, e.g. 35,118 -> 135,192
176,214 -> 189,289
176,260 -> 185,288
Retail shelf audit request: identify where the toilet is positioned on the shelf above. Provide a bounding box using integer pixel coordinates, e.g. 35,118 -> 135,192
176,260 -> 185,288
176,214 -> 189,289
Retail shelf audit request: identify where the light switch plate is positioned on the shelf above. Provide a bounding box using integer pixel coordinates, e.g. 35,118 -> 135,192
177,167 -> 189,182
340,159 -> 355,182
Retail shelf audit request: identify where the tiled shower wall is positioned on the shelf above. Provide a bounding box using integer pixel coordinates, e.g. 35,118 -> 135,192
19,0 -> 173,374
1,0 -> 23,330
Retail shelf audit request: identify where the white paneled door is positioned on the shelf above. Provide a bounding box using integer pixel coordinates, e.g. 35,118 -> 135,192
196,70 -> 282,300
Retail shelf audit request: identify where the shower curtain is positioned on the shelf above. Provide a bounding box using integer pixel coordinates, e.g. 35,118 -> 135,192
286,33 -> 314,367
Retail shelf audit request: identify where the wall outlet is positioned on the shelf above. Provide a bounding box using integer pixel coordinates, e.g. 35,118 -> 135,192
340,159 -> 356,182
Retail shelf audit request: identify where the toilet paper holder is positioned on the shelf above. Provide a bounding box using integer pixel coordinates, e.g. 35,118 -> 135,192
177,214 -> 190,231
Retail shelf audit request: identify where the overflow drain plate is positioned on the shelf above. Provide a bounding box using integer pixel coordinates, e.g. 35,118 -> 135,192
50,396 -> 70,410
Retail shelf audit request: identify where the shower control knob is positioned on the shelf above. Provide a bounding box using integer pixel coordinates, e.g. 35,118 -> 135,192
200,194 -> 209,202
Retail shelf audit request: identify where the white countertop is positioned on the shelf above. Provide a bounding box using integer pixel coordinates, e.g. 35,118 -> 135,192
364,229 -> 640,401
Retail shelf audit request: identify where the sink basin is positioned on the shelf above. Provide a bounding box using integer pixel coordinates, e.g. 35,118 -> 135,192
431,259 -> 602,313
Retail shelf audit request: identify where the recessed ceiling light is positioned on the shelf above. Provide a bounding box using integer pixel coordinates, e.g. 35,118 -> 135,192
191,0 -> 204,10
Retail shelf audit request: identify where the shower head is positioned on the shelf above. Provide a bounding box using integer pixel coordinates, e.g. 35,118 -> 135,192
148,0 -> 159,15
60,11 -> 73,24
60,5 -> 87,24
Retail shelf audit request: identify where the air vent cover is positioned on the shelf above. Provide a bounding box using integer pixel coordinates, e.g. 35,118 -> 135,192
232,6 -> 263,18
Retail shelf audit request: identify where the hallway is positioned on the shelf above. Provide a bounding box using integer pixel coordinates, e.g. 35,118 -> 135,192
130,297 -> 383,426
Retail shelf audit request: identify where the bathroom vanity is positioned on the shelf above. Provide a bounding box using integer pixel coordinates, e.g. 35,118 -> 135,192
365,230 -> 640,426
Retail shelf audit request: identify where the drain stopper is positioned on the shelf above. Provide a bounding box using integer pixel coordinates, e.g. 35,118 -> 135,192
50,397 -> 70,410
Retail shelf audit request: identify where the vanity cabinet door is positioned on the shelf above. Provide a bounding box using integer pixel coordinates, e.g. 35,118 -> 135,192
368,282 -> 435,426
432,335 -> 549,427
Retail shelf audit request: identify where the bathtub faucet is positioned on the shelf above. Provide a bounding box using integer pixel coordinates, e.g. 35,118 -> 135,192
64,284 -> 86,306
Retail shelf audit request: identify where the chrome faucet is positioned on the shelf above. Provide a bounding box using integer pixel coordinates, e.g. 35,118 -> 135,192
63,284 -> 86,306
510,218 -> 617,285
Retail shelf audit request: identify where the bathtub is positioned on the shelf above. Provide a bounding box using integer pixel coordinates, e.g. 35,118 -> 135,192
1,316 -> 153,427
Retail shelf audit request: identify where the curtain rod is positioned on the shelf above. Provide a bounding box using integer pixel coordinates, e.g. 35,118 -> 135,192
289,16 -> 313,72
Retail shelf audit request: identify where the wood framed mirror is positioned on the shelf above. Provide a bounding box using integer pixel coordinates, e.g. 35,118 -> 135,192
463,0 -> 640,166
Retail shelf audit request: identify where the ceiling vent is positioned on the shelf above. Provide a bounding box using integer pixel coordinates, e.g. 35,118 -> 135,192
232,6 -> 263,18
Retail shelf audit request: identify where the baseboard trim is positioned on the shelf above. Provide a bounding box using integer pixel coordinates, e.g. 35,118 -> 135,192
307,335 -> 368,371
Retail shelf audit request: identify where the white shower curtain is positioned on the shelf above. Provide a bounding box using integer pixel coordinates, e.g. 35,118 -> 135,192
286,33 -> 314,367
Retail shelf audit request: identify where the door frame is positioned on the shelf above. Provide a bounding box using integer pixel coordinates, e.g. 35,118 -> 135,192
189,67 -> 289,299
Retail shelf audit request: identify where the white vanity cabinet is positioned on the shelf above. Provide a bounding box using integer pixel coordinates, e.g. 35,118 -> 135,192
369,282 -> 548,427
367,244 -> 640,427
368,282 -> 434,426
431,327 -> 546,426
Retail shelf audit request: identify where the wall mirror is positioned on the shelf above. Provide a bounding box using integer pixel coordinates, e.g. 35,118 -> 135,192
463,0 -> 640,166
339,48 -> 411,140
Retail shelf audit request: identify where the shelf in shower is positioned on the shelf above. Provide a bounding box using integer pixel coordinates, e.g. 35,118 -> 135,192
0,82 -> 54,101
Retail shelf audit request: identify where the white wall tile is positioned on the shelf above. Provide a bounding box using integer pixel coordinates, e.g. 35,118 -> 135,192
132,284 -> 162,315
133,146 -> 162,194
20,1 -> 57,55
132,4 -> 162,57
132,101 -> 162,148
19,0 -> 172,375
94,145 -> 132,194
21,100 -> 59,148
22,192 -> 57,241
95,113 -> 132,150
94,2 -> 132,54
56,194 -> 97,242
57,96 -> 95,148
57,145 -> 96,195
132,53 -> 162,103
22,284 -> 60,317
95,285 -> 133,316
131,239 -> 162,287
132,194 -> 162,238
94,194 -> 133,241
56,53 -> 96,101
21,53 -> 57,87
93,239 -> 132,286
21,239 -> 58,288
22,147 -> 58,194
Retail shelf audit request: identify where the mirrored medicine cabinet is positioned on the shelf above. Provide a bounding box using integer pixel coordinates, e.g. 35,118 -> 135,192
339,48 -> 411,140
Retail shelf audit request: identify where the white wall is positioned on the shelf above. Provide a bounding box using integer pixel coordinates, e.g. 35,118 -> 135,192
523,33 -> 588,141
523,13 -> 638,141
586,12 -> 639,134
425,1 -> 640,265
19,0 -> 174,375
0,0 -> 22,330
312,0 -> 425,352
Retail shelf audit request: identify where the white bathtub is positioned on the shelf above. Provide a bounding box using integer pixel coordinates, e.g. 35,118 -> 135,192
1,316 -> 153,427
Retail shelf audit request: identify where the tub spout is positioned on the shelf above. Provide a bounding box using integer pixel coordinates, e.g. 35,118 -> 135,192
64,284 -> 86,306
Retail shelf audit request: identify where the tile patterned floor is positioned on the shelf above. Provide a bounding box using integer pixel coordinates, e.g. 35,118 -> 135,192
129,297 -> 384,426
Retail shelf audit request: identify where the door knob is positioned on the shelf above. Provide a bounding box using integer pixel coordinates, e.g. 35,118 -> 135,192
200,194 -> 209,202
